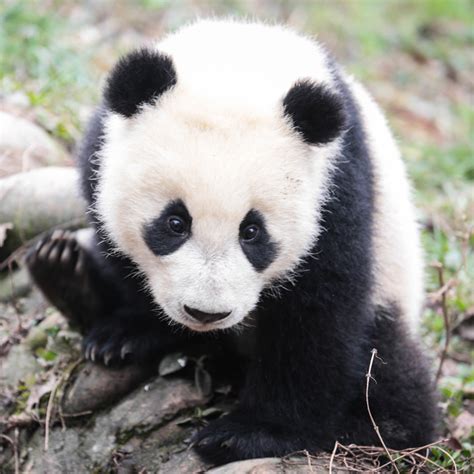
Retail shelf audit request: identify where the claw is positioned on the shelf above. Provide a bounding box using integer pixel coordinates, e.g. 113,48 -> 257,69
38,241 -> 53,260
90,346 -> 97,362
75,251 -> 85,275
48,240 -> 64,262
121,343 -> 133,360
51,229 -> 65,240
35,238 -> 45,252
60,242 -> 72,264
104,352 -> 113,366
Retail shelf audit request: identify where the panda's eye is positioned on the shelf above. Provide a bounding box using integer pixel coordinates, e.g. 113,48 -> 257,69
241,224 -> 260,242
168,216 -> 187,235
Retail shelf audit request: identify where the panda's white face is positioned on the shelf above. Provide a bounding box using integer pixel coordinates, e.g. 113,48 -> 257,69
95,20 -> 342,332
96,95 -> 337,331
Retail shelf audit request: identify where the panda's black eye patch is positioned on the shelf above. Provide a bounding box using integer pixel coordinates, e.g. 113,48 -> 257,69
143,200 -> 191,256
239,210 -> 278,272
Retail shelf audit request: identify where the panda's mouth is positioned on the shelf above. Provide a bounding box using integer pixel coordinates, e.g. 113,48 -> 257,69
183,305 -> 231,324
180,306 -> 234,332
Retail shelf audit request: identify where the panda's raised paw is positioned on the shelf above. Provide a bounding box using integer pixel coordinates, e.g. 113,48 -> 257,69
26,230 -> 99,329
27,230 -> 81,277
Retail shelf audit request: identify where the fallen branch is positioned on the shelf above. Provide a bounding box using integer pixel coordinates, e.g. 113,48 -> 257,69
432,263 -> 451,383
283,440 -> 459,472
44,377 -> 60,451
365,348 -> 399,473
0,430 -> 20,474
328,441 -> 339,474
0,167 -> 87,260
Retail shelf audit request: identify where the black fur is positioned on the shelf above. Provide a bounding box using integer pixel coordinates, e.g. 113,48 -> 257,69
76,105 -> 106,203
143,199 -> 192,256
27,43 -> 438,466
194,69 -> 437,463
104,48 -> 177,118
239,209 -> 278,272
283,80 -> 347,145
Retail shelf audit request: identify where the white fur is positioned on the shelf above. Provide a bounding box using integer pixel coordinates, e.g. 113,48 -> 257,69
96,20 -> 338,331
347,77 -> 424,333
95,19 -> 423,333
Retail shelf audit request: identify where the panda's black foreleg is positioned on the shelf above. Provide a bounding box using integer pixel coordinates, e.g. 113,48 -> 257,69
26,229 -> 103,331
27,230 -> 184,366
193,301 -> 353,463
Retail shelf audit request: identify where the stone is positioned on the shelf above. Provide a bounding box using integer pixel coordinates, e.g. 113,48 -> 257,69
0,343 -> 40,389
0,111 -> 69,178
208,456 -> 345,473
0,267 -> 32,303
62,362 -> 152,415
119,421 -> 208,473
23,376 -> 210,471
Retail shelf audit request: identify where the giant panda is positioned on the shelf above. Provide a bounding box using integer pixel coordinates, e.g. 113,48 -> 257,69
27,19 -> 438,464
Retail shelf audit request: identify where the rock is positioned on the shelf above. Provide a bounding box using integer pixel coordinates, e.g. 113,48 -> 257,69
96,376 -> 209,439
208,456 -> 343,473
119,421 -> 208,473
24,311 -> 66,352
0,267 -> 32,302
62,362 -> 152,415
0,167 -> 87,259
155,446 -> 207,473
0,111 -> 69,178
0,343 -> 40,389
23,427 -> 93,474
24,376 -> 210,471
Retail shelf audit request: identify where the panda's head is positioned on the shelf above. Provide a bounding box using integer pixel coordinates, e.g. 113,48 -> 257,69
95,21 -> 346,332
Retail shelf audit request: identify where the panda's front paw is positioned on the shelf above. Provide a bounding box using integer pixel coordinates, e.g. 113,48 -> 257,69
193,412 -> 304,465
82,315 -> 180,367
26,230 -> 100,329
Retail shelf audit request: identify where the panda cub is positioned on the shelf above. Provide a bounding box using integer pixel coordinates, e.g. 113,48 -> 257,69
28,19 -> 438,463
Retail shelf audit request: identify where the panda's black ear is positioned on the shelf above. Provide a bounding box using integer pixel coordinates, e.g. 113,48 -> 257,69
104,48 -> 177,118
283,80 -> 347,145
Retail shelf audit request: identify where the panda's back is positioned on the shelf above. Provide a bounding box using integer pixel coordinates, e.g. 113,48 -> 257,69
348,78 -> 424,333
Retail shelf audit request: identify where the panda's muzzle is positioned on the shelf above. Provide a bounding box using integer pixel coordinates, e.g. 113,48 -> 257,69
183,305 -> 231,324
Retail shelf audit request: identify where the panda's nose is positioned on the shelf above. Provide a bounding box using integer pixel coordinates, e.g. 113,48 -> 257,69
184,305 -> 231,324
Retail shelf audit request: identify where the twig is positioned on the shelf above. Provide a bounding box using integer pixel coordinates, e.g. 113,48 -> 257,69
60,410 -> 93,418
56,358 -> 83,431
4,411 -> 41,431
376,438 -> 449,471
435,445 -> 458,474
365,348 -> 400,473
329,441 -> 339,474
44,358 -> 83,447
409,451 -> 453,472
428,278 -> 456,304
0,431 -> 19,474
432,263 -> 451,382
44,377 -> 60,451
8,260 -> 23,330
303,449 -> 314,472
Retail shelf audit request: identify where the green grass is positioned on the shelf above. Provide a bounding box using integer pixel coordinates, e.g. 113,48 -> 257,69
0,0 -> 98,144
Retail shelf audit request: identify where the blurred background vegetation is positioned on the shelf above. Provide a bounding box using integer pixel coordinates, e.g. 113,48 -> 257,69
0,0 -> 473,471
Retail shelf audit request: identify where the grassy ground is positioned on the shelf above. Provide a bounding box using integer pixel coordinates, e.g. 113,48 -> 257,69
1,0 -> 473,471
